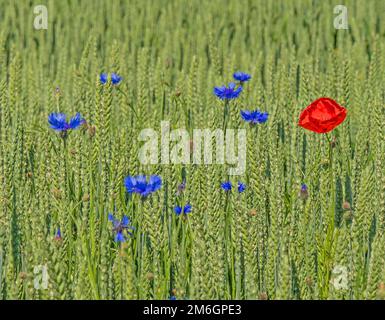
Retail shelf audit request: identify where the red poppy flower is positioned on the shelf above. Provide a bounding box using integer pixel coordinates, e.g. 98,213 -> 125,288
298,97 -> 347,133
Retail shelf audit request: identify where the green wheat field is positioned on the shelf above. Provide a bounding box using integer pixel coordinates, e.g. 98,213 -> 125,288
0,0 -> 384,300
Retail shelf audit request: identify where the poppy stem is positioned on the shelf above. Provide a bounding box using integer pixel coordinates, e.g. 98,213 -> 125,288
327,132 -> 335,235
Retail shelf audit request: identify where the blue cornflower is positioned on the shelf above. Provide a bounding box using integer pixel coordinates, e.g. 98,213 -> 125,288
169,296 -> 177,300
174,204 -> 192,216
233,72 -> 251,83
54,228 -> 62,240
176,180 -> 186,196
108,213 -> 134,243
124,175 -> 162,197
256,112 -> 269,123
48,112 -> 85,132
214,83 -> 242,100
238,182 -> 246,193
240,110 -> 269,124
299,183 -> 309,200
100,73 -> 122,85
111,73 -> 122,85
221,181 -> 232,191
100,73 -> 108,84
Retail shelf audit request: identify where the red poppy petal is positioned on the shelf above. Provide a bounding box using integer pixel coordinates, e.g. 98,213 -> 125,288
298,97 -> 347,133
299,109 -> 324,133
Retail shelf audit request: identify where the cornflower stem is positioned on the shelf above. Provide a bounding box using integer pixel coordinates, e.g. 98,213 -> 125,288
59,134 -> 77,283
116,87 -> 139,119
180,214 -> 187,296
62,135 -> 74,200
61,136 -> 69,228
229,195 -> 236,299
224,190 -> 235,298
223,100 -> 229,130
